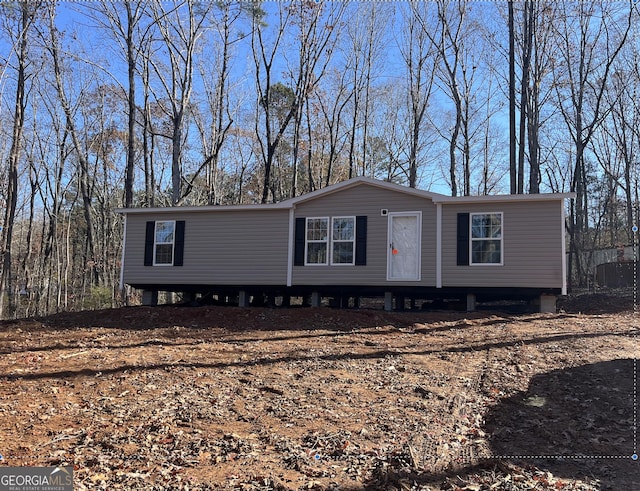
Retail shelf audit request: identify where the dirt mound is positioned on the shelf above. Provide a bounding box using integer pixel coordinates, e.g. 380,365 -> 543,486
559,288 -> 636,314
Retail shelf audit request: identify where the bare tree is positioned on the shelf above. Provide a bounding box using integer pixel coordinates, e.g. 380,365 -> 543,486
312,67 -> 353,189
250,4 -> 295,203
85,1 -> 151,208
508,0 -> 516,194
594,65 -> 638,240
251,4 -> 296,203
552,0 -> 632,287
0,2 -> 41,317
526,2 -> 558,194
139,34 -> 157,206
148,0 -> 211,205
420,0 -> 474,196
516,0 -> 533,194
344,3 -> 389,180
284,1 -> 345,198
192,1 -> 242,205
401,2 -> 438,188
40,2 -> 118,294
27,63 -> 74,314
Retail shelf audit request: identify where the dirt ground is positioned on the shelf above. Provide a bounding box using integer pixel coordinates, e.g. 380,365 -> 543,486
0,290 -> 637,490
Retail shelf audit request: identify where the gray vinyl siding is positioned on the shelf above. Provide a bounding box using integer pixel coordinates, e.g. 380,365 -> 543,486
121,181 -> 566,292
441,200 -> 563,288
292,184 -> 437,286
123,209 -> 289,286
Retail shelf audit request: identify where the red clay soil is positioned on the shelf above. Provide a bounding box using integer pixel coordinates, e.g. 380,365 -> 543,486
0,291 -> 637,490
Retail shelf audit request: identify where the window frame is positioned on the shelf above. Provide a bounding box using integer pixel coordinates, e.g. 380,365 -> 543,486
304,217 -> 329,266
469,212 -> 503,266
153,220 -> 176,266
330,216 -> 356,266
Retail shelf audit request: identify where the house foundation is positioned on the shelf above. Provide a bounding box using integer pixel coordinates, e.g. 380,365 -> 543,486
384,291 -> 393,312
134,285 -> 561,314
142,290 -> 158,306
238,290 -> 249,308
539,294 -> 557,313
466,293 -> 476,312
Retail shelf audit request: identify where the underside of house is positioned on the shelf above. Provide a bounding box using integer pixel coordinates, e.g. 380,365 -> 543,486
130,283 -> 560,313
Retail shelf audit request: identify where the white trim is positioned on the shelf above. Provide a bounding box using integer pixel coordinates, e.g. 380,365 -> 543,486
330,216 -> 356,266
561,200 -> 567,295
469,212 -> 504,266
116,202 -> 290,214
386,211 -> 422,281
153,220 -> 176,266
287,208 -> 294,286
304,217 -> 329,266
119,214 -> 127,290
436,204 -> 442,288
286,177 -> 446,206
434,193 -> 575,204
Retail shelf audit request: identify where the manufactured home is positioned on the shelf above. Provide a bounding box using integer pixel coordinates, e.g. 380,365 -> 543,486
118,177 -> 573,312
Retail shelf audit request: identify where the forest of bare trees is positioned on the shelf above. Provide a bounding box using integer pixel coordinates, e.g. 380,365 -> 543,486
0,0 -> 637,318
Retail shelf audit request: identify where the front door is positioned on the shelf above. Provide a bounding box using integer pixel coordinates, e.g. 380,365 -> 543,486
387,212 -> 421,281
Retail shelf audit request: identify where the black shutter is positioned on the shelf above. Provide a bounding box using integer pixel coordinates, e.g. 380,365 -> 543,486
355,215 -> 367,265
294,217 -> 305,266
173,220 -> 185,266
457,213 -> 470,266
144,221 -> 155,266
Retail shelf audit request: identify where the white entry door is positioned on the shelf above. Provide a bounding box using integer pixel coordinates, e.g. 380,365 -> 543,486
387,212 -> 422,281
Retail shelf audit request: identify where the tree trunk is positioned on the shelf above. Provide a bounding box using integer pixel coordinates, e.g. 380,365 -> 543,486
517,1 -> 534,194
508,0 -> 516,194
47,6 -> 97,287
171,117 -> 183,205
449,106 -> 460,197
124,1 -> 136,208
0,3 -> 31,318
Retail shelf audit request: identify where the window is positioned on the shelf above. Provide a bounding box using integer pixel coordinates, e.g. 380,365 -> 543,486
470,213 -> 502,265
305,217 -> 328,265
331,217 -> 355,265
295,216 -> 366,267
144,220 -> 185,267
154,221 -> 175,265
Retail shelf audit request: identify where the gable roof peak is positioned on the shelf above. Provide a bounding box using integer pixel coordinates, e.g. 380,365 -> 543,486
284,176 -> 447,205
